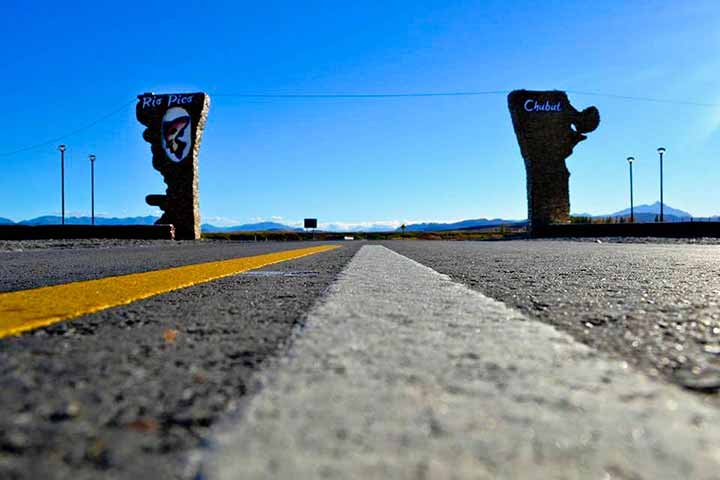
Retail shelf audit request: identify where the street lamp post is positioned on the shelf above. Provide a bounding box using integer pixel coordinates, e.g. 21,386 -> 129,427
58,145 -> 66,225
627,157 -> 635,223
657,147 -> 666,222
89,154 -> 96,225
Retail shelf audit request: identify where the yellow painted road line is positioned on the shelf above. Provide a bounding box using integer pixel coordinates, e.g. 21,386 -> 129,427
0,245 -> 340,339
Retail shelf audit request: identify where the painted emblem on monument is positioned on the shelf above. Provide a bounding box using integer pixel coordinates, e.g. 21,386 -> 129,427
137,92 -> 211,240
507,90 -> 600,234
162,107 -> 192,162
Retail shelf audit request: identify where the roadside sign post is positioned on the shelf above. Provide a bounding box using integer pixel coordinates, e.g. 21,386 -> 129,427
304,218 -> 318,240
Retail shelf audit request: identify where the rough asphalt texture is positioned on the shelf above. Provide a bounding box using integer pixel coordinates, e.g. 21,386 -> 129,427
0,239 -> 186,253
384,240 -> 720,397
208,245 -> 720,479
0,242 -> 359,479
0,240 -> 332,293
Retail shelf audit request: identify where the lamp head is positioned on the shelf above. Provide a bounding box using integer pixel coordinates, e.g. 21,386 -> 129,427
58,144 -> 66,152
657,147 -> 666,154
627,156 -> 634,164
89,154 -> 96,162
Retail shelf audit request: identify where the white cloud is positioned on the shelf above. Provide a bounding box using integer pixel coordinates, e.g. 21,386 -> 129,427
288,218 -> 475,232
203,216 -> 242,227
203,216 -> 498,231
65,210 -> 88,217
319,221 -> 401,232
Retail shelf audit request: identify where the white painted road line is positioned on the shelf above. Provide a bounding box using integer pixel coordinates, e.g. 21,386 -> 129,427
206,245 -> 720,479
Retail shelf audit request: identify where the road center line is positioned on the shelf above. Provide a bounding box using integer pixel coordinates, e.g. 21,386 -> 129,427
0,245 -> 339,339
207,245 -> 720,479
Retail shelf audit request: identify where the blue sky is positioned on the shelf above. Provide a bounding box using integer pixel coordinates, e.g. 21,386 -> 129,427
1,1 -> 719,228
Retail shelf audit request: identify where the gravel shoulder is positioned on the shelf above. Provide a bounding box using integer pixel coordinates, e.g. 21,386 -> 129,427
0,243 -> 359,480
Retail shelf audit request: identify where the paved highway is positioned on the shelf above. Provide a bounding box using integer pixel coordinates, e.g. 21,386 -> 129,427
0,240 -> 343,293
2,239 -> 720,479
0,241 -> 359,479
386,240 -> 720,395
208,244 -> 720,479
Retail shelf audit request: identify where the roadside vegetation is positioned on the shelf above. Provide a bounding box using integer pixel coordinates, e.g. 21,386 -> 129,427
202,225 -> 527,242
570,215 -> 658,224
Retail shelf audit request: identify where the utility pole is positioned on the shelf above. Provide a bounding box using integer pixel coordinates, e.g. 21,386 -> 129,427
89,154 -> 96,225
58,145 -> 66,224
627,157 -> 635,223
657,147 -> 666,222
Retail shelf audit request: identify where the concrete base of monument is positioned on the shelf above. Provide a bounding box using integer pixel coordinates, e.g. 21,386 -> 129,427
532,222 -> 720,239
0,224 -> 175,240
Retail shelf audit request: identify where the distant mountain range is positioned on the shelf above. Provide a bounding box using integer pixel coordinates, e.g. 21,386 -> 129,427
1,202 -> 717,234
400,218 -> 525,232
398,203 -> 719,232
589,202 -> 720,223
608,202 -> 692,219
1,215 -> 160,226
201,222 -> 302,232
0,216 -> 303,232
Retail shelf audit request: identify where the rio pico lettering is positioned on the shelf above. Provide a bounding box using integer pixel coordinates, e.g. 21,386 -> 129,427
141,94 -> 194,109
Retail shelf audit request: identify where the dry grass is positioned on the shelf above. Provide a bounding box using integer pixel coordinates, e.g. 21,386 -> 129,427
202,226 -> 527,242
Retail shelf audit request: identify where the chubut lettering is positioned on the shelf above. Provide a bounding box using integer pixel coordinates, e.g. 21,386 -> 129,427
524,99 -> 563,112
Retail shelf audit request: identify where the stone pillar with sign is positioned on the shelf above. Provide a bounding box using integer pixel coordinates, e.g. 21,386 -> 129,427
137,92 -> 211,240
507,90 -> 599,233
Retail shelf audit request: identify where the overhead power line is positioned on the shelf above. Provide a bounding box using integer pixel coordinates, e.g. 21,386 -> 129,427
1,90 -> 718,158
566,90 -> 720,108
0,99 -> 136,158
214,90 -> 720,107
212,90 -> 509,98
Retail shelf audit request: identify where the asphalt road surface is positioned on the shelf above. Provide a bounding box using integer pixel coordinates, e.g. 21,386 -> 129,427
2,239 -> 720,479
385,240 -> 720,396
0,241 -> 360,479
0,240 -> 342,293
208,244 -> 720,480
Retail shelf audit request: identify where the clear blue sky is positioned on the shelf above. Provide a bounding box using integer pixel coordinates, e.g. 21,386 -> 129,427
1,1 -> 718,228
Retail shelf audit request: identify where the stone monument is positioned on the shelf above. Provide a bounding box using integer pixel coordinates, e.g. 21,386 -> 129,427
136,92 -> 210,240
507,90 -> 599,233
